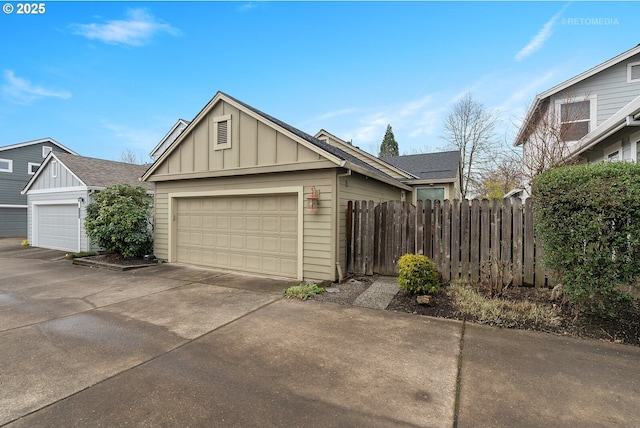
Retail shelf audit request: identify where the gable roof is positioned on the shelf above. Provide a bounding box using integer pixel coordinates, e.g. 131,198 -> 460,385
142,91 -> 412,190
383,151 -> 461,181
314,129 -> 413,179
23,152 -> 153,193
0,137 -> 78,155
149,119 -> 190,160
515,44 -> 640,146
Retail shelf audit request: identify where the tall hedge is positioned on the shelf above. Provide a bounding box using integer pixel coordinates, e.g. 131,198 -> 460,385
84,184 -> 153,258
534,161 -> 640,316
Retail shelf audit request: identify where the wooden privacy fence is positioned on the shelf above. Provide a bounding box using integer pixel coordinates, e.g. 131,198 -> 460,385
346,199 -> 550,288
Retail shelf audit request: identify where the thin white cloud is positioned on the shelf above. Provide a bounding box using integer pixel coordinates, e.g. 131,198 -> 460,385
2,70 -> 71,104
69,8 -> 181,47
515,4 -> 569,62
101,119 -> 159,152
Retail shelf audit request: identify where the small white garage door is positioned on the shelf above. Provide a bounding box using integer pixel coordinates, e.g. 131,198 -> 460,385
175,195 -> 298,278
36,204 -> 79,252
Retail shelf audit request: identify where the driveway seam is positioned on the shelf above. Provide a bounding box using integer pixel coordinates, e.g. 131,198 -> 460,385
1,296 -> 284,426
452,320 -> 466,428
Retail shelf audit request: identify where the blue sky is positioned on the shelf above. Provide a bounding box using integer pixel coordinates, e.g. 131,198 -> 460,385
0,1 -> 635,162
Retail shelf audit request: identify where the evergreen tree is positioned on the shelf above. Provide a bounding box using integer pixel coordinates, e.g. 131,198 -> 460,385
379,124 -> 399,157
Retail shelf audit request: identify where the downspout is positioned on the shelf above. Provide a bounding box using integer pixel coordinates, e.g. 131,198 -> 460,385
335,164 -> 352,282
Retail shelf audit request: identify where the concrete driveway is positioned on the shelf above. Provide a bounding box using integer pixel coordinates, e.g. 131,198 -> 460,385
1,238 -> 639,427
0,240 -> 460,427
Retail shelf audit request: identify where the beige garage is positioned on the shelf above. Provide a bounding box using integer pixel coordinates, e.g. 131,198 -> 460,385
174,194 -> 299,278
142,92 -> 414,281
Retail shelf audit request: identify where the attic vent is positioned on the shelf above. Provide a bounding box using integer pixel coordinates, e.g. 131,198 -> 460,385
213,114 -> 232,150
628,62 -> 640,83
217,120 -> 228,145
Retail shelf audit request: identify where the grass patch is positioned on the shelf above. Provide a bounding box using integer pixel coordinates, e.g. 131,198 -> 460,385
65,251 -> 99,260
284,283 -> 325,300
448,282 -> 562,328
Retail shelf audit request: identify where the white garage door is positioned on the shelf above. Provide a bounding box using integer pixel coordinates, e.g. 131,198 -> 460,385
176,195 -> 298,278
36,204 -> 79,252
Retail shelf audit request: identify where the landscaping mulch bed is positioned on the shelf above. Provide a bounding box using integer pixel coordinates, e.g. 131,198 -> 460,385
314,277 -> 640,347
84,253 -> 157,267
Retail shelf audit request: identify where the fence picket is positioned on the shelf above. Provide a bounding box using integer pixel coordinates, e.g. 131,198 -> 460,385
346,198 -> 547,288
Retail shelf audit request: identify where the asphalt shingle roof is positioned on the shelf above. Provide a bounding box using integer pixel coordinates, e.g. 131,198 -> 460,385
54,153 -> 153,190
383,151 -> 460,181
220,92 -> 397,180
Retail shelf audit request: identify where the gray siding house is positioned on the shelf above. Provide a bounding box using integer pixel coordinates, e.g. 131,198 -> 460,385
22,152 -> 153,252
0,138 -> 77,237
516,44 -> 640,190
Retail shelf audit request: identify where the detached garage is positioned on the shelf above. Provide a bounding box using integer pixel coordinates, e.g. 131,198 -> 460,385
22,152 -> 153,252
142,92 -> 413,281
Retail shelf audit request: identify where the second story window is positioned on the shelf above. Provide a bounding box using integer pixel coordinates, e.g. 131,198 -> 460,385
556,95 -> 596,142
0,158 -> 12,173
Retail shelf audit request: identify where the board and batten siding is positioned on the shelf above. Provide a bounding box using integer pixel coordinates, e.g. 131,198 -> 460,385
29,160 -> 83,190
551,52 -> 640,127
337,172 -> 405,273
153,169 -> 336,281
149,100 -> 329,178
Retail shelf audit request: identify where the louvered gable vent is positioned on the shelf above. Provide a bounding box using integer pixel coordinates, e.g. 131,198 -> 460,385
213,114 -> 232,150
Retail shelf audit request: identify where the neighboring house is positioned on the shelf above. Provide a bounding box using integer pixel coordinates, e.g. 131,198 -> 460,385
22,152 -> 153,252
0,138 -> 78,237
314,130 -> 461,202
382,151 -> 462,202
515,44 -> 640,191
142,91 -> 424,282
150,119 -> 190,161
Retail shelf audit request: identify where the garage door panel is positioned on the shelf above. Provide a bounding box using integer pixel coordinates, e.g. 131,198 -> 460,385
176,194 -> 298,278
36,204 -> 78,252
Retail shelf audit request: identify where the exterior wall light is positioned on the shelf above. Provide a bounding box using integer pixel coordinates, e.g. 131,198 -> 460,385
307,186 -> 319,212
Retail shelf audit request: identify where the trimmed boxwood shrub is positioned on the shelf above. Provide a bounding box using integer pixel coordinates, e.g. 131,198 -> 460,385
397,254 -> 440,295
534,161 -> 640,316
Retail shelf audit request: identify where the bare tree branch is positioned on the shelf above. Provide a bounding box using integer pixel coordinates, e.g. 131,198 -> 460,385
441,92 -> 500,198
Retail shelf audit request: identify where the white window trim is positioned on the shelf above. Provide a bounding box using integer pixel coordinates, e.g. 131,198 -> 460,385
627,61 -> 640,83
212,114 -> 232,150
554,94 -> 597,142
51,160 -> 58,178
414,185 -> 447,204
0,158 -> 13,173
42,146 -> 52,158
28,162 -> 40,175
604,141 -> 622,162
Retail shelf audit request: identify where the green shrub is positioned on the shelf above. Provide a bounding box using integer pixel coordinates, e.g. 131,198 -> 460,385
397,254 -> 440,295
284,283 -> 325,300
534,161 -> 640,316
84,184 -> 153,258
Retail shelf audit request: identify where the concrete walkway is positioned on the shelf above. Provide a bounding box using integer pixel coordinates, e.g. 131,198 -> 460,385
353,276 -> 399,309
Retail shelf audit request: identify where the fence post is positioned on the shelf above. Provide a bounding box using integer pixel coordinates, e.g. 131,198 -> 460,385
451,199 -> 460,281
442,200 -> 451,281
480,199 -> 490,284
460,199 -> 470,283
501,198 -> 512,287
424,199 -> 432,259
512,198 -> 523,287
524,198 -> 535,286
365,200 -> 375,275
433,200 -> 442,273
470,199 -> 480,284
346,200 -> 353,272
